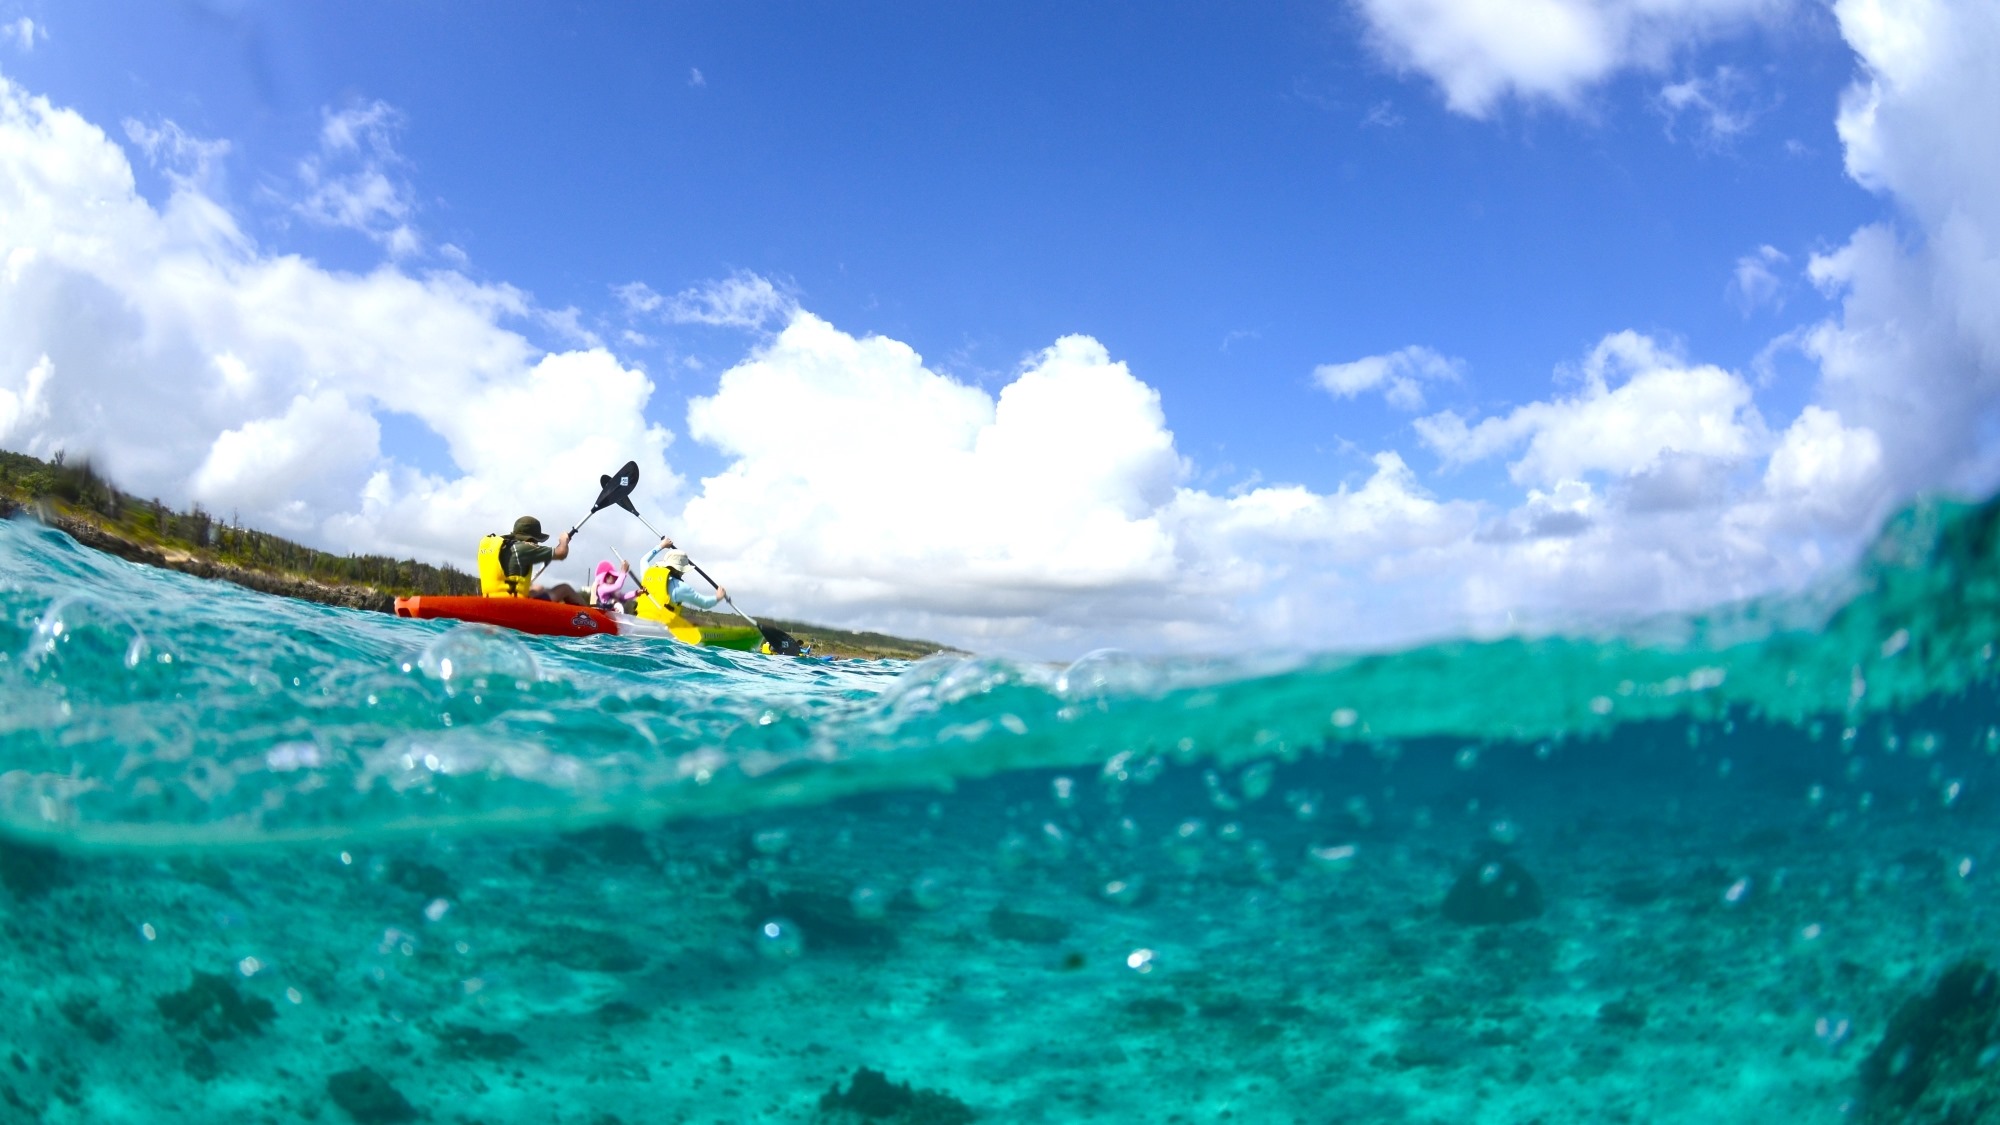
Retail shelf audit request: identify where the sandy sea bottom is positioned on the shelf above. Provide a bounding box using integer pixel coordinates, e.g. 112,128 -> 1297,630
2,710 -> 1992,1125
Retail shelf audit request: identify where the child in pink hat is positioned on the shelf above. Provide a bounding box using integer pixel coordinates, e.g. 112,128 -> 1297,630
591,560 -> 638,614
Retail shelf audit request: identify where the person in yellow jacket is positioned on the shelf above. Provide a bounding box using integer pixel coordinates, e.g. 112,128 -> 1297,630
479,516 -> 588,605
643,536 -> 725,609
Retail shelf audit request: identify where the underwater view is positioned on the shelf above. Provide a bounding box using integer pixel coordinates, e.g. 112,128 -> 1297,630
3,497 -> 1999,1125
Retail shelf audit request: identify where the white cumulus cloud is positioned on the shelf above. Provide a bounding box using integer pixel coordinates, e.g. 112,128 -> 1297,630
295,100 -> 420,256
4,17 -> 41,52
1313,345 -> 1461,410
1415,331 -> 1766,485
1350,0 -> 1788,116
1658,65 -> 1763,143
1804,0 -> 2000,500
1729,244 -> 1789,314
0,72 -> 675,574
673,316 -> 1496,649
663,271 -> 795,329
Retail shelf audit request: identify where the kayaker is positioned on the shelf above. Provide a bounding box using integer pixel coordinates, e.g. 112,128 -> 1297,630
642,536 -> 725,610
480,516 -> 587,605
592,559 -> 639,614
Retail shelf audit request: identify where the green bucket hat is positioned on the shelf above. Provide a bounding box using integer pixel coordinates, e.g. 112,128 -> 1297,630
511,516 -> 549,542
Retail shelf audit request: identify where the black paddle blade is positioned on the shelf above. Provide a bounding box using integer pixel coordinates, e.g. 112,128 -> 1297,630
759,627 -> 805,657
614,496 -> 639,515
591,460 -> 640,513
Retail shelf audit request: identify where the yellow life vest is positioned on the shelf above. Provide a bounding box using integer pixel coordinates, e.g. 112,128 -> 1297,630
477,534 -> 529,598
635,565 -> 678,616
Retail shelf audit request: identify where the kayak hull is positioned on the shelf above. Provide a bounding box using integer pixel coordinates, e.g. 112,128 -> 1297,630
394,595 -> 767,651
394,595 -> 617,637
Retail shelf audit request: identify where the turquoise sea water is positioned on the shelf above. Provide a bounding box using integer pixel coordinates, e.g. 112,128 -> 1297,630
3,499 -> 2000,1122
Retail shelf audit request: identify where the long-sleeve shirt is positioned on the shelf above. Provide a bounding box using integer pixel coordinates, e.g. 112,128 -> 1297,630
641,544 -> 721,610
668,577 -> 720,611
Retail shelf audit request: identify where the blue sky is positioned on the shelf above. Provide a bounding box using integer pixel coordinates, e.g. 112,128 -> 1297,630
12,2 -> 1869,478
0,1 -> 1994,654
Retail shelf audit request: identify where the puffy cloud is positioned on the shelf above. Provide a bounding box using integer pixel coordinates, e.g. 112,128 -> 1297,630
614,280 -> 663,315
1350,0 -> 1787,116
295,100 -> 419,256
1729,244 -> 1789,315
1312,345 -> 1460,410
663,271 -> 794,329
191,389 -> 381,530
124,119 -> 232,196
1762,405 -> 1886,525
4,17 -> 40,53
1804,0 -> 2000,498
1658,65 -> 1763,143
0,353 -> 51,445
671,317 -> 1511,648
0,71 -> 674,573
681,320 -> 1176,601
1415,331 -> 1765,485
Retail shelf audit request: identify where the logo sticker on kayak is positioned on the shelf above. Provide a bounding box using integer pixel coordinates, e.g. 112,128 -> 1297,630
572,613 -> 596,631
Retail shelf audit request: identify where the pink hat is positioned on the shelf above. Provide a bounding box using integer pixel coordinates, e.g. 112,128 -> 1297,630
592,561 -> 622,599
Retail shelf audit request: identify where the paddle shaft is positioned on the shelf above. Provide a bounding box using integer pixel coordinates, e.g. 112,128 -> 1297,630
607,547 -> 672,615
530,506 -> 603,582
621,511 -> 759,626
686,560 -> 760,628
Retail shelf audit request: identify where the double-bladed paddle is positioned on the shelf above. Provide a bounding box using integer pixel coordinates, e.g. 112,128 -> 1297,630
532,460 -> 641,581
594,467 -> 803,655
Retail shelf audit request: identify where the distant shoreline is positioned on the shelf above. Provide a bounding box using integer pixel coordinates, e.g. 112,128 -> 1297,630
0,454 -> 951,659
0,494 -> 400,613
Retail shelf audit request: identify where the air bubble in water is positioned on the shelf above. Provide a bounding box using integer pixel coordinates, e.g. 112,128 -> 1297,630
1307,844 -> 1357,872
1344,795 -> 1373,828
1285,789 -> 1320,821
1203,770 -> 1241,812
756,918 -> 803,960
1051,776 -> 1076,808
1040,822 -> 1071,860
1240,761 -> 1275,802
415,625 -> 539,688
22,595 -> 150,676
751,828 -> 791,856
848,885 -> 888,921
1100,877 -> 1147,906
1166,819 -> 1207,870
998,831 -> 1033,868
910,872 -> 950,910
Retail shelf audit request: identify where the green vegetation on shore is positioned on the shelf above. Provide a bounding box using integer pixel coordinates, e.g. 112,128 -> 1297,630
0,449 -> 476,597
0,449 -> 949,659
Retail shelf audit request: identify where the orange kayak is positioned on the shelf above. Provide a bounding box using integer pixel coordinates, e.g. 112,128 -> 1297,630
392,594 -> 771,651
394,596 -> 619,638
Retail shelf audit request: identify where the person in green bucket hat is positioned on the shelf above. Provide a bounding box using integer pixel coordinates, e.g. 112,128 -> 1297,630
491,515 -> 588,605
